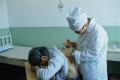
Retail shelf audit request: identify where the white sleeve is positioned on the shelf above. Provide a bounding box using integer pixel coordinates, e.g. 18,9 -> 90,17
73,31 -> 107,63
72,51 -> 81,64
36,57 -> 63,79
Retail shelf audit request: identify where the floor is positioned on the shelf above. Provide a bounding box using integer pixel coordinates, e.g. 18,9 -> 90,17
0,63 -> 26,80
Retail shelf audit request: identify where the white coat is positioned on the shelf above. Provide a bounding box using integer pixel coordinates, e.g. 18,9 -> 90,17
73,18 -> 108,80
36,46 -> 68,80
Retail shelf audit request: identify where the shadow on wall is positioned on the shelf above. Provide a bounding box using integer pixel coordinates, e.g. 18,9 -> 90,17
0,28 -> 10,36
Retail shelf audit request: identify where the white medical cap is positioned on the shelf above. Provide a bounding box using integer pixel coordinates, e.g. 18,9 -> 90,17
66,7 -> 87,31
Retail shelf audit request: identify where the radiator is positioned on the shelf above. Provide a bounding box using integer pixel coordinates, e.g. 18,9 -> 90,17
0,33 -> 13,52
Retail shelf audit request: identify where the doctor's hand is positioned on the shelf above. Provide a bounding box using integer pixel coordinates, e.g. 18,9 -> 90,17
63,39 -> 72,48
63,39 -> 77,49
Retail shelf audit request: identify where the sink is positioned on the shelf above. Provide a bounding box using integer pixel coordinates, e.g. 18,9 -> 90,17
107,46 -> 120,53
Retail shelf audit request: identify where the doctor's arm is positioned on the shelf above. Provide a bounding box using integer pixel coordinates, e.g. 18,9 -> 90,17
73,32 -> 105,64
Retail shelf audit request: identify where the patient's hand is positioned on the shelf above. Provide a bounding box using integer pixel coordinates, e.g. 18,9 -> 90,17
30,65 -> 39,72
30,65 -> 36,72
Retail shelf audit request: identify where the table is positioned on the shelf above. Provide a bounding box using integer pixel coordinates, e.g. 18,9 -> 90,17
25,62 -> 38,80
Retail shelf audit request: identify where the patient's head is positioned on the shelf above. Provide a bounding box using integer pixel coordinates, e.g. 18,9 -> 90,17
28,47 -> 49,67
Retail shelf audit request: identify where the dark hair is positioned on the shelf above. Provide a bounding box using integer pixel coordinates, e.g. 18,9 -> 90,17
28,47 -> 49,66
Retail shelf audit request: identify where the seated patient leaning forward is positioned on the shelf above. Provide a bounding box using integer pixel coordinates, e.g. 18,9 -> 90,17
28,45 -> 81,80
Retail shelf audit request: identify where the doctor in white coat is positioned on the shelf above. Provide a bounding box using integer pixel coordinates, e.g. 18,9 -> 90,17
64,7 -> 108,80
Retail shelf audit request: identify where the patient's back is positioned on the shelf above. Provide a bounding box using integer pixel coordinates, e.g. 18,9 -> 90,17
66,56 -> 78,78
60,48 -> 79,79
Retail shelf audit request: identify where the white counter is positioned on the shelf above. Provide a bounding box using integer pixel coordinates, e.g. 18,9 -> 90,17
107,46 -> 120,62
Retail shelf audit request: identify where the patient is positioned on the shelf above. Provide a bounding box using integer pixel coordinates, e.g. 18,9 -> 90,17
28,45 -> 80,80
60,47 -> 79,79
